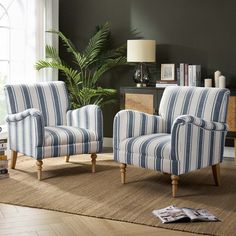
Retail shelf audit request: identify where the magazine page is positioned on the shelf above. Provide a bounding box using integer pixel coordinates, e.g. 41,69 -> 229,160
152,205 -> 189,224
182,208 -> 218,222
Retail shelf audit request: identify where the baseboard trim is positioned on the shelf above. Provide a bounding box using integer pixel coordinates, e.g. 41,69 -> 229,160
103,137 -> 113,148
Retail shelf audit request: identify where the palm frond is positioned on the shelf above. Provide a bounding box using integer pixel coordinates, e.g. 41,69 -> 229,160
45,45 -> 61,63
35,60 -> 81,82
100,43 -> 127,60
99,98 -> 117,107
83,22 -> 110,67
95,87 -> 117,96
47,30 -> 85,70
91,56 -> 127,85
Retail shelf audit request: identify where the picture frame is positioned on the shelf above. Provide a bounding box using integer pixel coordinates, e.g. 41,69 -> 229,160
161,64 -> 175,81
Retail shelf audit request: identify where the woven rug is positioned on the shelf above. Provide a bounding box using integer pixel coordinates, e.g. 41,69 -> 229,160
1,154 -> 236,236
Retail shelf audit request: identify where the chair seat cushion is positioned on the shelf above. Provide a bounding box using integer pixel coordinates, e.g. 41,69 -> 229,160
44,126 -> 98,147
116,133 -> 179,174
119,133 -> 171,160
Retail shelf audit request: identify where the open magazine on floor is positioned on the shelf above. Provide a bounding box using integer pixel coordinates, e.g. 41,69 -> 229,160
152,205 -> 219,224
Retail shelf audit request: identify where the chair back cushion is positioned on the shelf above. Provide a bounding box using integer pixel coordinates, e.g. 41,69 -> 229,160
159,86 -> 230,133
4,81 -> 70,126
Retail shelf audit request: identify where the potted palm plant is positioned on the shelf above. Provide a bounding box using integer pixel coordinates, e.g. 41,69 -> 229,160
35,22 -> 128,109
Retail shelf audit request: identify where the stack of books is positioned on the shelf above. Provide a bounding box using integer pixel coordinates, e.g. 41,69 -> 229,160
155,80 -> 178,88
0,138 -> 8,179
178,63 -> 201,86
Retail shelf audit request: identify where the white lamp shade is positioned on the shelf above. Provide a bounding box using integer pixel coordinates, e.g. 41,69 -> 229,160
127,39 -> 156,62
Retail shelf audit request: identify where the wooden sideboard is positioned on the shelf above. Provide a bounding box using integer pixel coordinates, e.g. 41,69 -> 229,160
120,87 -> 165,115
120,87 -> 236,161
226,91 -> 236,162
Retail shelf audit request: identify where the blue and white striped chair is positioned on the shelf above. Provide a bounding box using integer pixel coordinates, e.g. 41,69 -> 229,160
113,86 -> 230,197
4,81 -> 103,180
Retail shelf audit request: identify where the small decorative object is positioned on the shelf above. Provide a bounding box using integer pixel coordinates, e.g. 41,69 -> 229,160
219,75 -> 226,88
204,78 -> 212,87
214,70 -> 221,87
127,39 -> 156,87
161,64 -> 175,81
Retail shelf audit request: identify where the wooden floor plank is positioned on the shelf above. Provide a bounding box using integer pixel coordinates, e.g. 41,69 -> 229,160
0,203 -> 197,236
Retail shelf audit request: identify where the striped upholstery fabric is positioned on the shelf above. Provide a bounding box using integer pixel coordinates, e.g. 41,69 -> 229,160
5,82 -> 103,160
118,134 -> 175,174
113,110 -> 164,150
113,86 -> 230,175
67,105 -> 103,142
4,81 -> 69,126
159,86 -> 229,133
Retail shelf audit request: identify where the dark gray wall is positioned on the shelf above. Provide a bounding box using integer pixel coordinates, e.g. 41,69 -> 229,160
59,0 -> 236,137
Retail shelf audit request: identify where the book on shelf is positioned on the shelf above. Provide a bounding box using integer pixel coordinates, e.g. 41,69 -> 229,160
0,139 -> 7,150
152,205 -> 219,224
179,63 -> 185,86
0,138 -> 7,155
184,63 -> 189,86
0,137 -> 9,179
176,67 -> 180,85
179,63 -> 201,86
0,155 -> 7,160
0,157 -> 9,179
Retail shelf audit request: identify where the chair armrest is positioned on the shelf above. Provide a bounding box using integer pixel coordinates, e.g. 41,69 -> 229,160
6,109 -> 45,147
6,109 -> 43,123
172,115 -> 228,132
171,115 -> 228,174
66,105 -> 103,141
113,110 -> 164,150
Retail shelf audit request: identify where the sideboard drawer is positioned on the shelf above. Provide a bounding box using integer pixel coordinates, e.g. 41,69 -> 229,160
125,93 -> 154,114
227,96 -> 236,131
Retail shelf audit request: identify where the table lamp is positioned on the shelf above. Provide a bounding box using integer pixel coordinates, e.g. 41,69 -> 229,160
127,39 -> 156,87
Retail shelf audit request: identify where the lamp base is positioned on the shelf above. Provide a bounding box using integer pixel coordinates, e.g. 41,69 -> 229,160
136,83 -> 147,87
133,63 -> 151,86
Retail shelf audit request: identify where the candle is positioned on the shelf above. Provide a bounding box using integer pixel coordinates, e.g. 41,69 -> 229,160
204,78 -> 212,87
214,70 -> 221,87
219,75 -> 226,88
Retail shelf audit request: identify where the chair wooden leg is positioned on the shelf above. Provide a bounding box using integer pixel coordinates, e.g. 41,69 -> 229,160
10,151 -> 18,169
65,155 -> 70,162
120,163 -> 127,184
171,175 -> 179,198
212,164 -> 221,186
36,160 -> 43,181
91,153 -> 97,173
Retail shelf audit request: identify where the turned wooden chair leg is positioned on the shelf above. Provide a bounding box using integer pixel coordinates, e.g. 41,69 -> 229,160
10,150 -> 18,169
212,164 -> 221,186
65,155 -> 70,162
36,160 -> 43,181
120,163 -> 127,184
171,175 -> 179,198
91,153 -> 97,173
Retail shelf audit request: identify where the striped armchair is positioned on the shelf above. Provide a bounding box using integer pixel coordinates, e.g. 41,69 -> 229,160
113,86 -> 230,197
4,81 -> 103,180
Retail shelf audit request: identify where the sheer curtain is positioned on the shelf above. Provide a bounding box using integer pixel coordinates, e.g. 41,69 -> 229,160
0,0 -> 58,128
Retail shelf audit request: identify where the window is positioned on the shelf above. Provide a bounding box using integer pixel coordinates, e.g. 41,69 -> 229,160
0,0 -> 58,128
0,2 -> 10,126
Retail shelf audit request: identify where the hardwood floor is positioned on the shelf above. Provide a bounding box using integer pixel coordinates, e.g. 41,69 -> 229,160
1,147 -> 234,236
0,203 -> 196,236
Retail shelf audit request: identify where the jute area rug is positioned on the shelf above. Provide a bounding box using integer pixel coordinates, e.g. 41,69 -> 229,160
1,154 -> 236,236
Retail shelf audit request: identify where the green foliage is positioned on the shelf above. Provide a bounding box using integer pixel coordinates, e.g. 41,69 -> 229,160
35,22 -> 128,108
